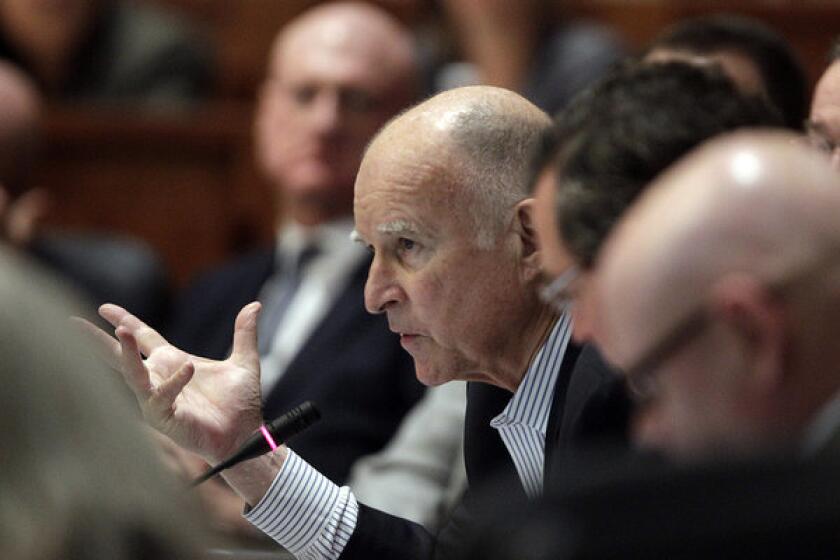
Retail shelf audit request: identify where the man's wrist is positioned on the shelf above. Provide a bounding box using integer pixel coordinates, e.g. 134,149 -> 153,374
220,445 -> 289,507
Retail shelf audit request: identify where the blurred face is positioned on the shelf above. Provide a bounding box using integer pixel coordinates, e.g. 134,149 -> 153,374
618,313 -> 747,461
354,139 -> 531,387
256,18 -> 411,220
532,166 -> 595,341
593,254 -> 755,462
808,61 -> 840,171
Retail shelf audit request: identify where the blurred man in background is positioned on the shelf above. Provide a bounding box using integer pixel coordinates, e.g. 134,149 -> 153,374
525,61 -> 779,485
595,132 -> 840,461
167,1 -> 424,487
644,14 -> 807,129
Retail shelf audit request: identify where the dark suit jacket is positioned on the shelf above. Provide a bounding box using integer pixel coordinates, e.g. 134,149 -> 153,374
340,342 -> 629,560
465,453 -> 840,560
167,247 -> 425,484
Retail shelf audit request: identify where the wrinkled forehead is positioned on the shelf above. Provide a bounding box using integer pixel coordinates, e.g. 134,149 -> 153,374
354,133 -> 471,234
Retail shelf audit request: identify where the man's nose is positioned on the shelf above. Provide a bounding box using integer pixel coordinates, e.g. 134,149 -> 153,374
308,91 -> 342,135
364,256 -> 405,314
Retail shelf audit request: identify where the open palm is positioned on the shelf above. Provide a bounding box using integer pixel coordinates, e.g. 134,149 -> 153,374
93,302 -> 264,463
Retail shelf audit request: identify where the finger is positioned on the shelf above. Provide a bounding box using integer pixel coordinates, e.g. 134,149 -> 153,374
115,326 -> 154,400
230,302 -> 261,372
99,303 -> 131,328
70,316 -> 122,371
101,303 -> 169,356
149,360 -> 194,418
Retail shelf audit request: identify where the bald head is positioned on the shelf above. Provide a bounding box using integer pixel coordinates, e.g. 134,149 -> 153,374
362,86 -> 552,247
354,86 -> 556,391
270,2 -> 417,108
602,132 -> 840,334
596,131 -> 840,460
256,2 -> 419,225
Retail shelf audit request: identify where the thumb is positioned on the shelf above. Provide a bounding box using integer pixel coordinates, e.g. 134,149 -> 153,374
230,301 -> 261,372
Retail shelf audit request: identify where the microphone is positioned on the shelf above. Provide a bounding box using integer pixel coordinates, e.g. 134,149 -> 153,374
191,401 -> 321,487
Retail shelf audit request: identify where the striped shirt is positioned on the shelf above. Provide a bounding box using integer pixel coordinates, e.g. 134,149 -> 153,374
244,313 -> 573,559
490,313 -> 572,497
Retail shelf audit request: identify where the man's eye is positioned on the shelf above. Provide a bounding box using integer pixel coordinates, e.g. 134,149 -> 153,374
397,238 -> 415,251
291,86 -> 316,106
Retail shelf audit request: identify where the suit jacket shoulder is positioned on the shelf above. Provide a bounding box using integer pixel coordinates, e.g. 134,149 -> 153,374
343,342 -> 627,559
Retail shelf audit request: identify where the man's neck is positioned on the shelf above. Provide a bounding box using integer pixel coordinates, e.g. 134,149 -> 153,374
491,305 -> 560,393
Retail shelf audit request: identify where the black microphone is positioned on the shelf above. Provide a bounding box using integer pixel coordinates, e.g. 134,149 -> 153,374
191,401 -> 321,487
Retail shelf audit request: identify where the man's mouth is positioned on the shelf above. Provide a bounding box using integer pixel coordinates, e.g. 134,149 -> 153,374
390,327 -> 421,344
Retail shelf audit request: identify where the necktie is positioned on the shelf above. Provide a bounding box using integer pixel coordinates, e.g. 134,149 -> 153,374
257,244 -> 319,356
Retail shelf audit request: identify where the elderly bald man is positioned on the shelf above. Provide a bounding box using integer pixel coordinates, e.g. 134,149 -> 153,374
593,131 -> 840,462
90,86 -> 613,559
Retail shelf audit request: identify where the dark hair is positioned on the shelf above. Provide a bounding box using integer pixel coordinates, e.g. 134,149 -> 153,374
646,14 -> 807,130
533,60 -> 781,268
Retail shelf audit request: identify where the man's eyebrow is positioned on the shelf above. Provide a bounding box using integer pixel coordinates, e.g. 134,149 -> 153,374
377,220 -> 419,235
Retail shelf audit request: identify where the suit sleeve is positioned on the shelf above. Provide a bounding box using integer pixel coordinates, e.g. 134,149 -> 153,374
340,504 -> 435,560
244,450 -> 435,560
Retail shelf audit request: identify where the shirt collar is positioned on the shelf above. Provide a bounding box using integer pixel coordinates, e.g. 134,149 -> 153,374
491,312 -> 573,434
275,217 -> 357,262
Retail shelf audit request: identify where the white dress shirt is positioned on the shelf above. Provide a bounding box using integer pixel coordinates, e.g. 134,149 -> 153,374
490,312 -> 572,497
244,314 -> 574,559
259,218 -> 368,395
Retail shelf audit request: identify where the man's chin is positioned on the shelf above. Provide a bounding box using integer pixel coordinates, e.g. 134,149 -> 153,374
413,365 -> 453,387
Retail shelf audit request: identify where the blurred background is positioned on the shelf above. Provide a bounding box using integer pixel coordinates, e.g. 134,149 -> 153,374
21,0 -> 840,305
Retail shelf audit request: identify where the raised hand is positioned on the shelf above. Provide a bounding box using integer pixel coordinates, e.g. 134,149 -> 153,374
87,302 -> 264,464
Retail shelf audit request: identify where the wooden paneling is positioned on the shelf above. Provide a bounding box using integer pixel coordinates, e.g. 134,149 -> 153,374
36,102 -> 275,287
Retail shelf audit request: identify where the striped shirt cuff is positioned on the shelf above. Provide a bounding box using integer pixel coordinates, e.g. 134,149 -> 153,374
244,450 -> 359,560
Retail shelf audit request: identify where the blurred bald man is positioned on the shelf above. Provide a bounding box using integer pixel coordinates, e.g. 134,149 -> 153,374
594,132 -> 840,463
167,2 -> 424,485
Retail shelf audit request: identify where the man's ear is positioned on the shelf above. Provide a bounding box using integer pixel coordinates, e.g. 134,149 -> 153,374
513,198 -> 541,276
710,274 -> 788,398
